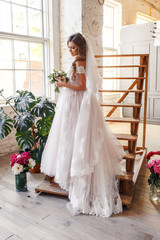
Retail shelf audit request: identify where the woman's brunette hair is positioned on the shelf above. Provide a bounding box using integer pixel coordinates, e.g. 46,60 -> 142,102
67,33 -> 86,81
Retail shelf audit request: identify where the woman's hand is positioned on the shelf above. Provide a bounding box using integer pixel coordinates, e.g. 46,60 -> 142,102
56,80 -> 65,88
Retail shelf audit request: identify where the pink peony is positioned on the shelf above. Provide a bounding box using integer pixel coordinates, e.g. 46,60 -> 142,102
146,151 -> 160,160
147,159 -> 160,175
10,151 -> 32,171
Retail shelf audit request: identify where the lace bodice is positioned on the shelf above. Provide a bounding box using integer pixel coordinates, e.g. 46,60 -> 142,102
76,65 -> 85,74
68,65 -> 86,84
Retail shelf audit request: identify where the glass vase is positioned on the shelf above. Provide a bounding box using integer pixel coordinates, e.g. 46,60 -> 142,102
15,171 -> 27,192
149,184 -> 158,201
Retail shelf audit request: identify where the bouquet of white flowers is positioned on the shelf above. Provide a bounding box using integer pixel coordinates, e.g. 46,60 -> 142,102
48,69 -> 69,93
10,152 -> 36,175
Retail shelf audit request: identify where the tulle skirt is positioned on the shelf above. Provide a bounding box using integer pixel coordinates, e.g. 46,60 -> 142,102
40,87 -> 125,217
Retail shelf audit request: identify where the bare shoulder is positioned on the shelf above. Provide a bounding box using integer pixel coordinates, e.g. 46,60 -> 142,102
76,60 -> 86,68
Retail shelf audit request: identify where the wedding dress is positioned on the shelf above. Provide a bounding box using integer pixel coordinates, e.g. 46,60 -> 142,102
40,36 -> 125,217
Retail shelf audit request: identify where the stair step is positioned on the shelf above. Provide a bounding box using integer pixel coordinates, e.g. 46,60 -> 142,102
101,103 -> 141,107
120,194 -> 133,209
98,65 -> 146,68
95,54 -> 149,58
105,117 -> 139,123
99,90 -> 144,93
120,172 -> 134,181
102,77 -> 146,80
123,153 -> 135,160
115,133 -> 137,141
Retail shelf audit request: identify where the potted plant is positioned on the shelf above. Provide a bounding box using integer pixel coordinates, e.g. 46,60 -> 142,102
0,89 -> 55,172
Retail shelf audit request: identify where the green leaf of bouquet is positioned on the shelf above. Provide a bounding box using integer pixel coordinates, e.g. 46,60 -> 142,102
15,130 -> 35,151
14,113 -> 34,132
0,116 -> 13,139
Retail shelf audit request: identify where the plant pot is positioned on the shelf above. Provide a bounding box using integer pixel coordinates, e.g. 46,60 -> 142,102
30,163 -> 40,173
15,172 -> 27,191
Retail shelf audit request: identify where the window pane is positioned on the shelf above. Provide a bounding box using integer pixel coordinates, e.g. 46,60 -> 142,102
14,41 -> 29,69
0,40 -> 12,69
15,70 -> 29,91
30,43 -> 43,69
31,71 -> 43,96
102,50 -> 118,90
12,5 -> 27,34
103,27 -> 114,48
28,9 -> 42,36
0,2 -> 11,32
28,0 -> 41,9
104,6 -> 114,28
0,71 -> 13,98
12,0 -> 26,5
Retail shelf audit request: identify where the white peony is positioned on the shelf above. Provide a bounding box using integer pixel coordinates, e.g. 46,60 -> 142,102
12,163 -> 23,175
28,158 -> 36,169
149,154 -> 160,162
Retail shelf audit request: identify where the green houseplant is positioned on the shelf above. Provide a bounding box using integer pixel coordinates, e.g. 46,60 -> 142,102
0,89 -> 55,170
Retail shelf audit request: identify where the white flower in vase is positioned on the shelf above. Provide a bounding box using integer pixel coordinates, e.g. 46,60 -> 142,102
149,154 -> 160,162
28,158 -> 36,169
12,163 -> 23,175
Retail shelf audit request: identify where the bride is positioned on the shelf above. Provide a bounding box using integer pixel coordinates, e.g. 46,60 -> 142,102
40,33 -> 125,217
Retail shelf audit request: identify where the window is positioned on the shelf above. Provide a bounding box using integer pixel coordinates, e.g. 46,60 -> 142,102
136,12 -> 157,24
102,0 -> 122,90
0,0 -> 50,102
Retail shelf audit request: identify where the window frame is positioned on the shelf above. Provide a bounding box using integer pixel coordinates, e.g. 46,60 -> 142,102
103,0 -> 122,91
0,0 -> 60,104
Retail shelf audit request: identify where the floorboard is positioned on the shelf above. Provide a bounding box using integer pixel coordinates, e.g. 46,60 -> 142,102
0,153 -> 160,240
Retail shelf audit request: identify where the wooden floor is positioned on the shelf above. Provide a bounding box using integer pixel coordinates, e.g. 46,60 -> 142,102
0,153 -> 160,240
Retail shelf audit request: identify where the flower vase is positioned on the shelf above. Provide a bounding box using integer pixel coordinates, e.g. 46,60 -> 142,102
149,184 -> 158,201
15,171 -> 27,191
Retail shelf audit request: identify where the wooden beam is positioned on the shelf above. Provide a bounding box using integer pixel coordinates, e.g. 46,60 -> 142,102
106,79 -> 138,117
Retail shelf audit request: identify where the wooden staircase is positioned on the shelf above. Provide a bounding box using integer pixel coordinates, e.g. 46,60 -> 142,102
35,53 -> 149,209
96,53 -> 149,208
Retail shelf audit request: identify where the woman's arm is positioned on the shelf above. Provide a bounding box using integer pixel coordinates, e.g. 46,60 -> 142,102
56,61 -> 86,91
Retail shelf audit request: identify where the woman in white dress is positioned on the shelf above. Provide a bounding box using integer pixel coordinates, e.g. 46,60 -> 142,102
40,33 -> 125,217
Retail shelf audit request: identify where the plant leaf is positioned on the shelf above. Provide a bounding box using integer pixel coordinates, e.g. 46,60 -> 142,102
15,130 -> 35,151
36,117 -> 52,136
0,89 -> 4,96
31,98 -> 55,118
14,90 -> 36,112
0,107 -> 4,115
35,132 -> 48,148
14,113 -> 34,132
0,115 -> 13,139
30,147 -> 44,164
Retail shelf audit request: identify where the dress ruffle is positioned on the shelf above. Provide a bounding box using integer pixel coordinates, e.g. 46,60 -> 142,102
41,86 -> 125,217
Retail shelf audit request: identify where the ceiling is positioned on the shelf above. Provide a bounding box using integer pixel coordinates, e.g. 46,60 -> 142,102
142,0 -> 160,12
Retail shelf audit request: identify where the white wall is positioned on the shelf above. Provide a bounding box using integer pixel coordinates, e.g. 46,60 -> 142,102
116,0 -> 160,25
120,22 -> 160,124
